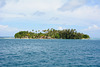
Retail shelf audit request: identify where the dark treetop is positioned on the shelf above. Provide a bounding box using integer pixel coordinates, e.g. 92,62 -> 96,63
14,28 -> 90,39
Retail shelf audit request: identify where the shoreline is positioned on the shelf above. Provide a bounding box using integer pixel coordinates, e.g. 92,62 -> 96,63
0,37 -> 90,40
1,38 -> 100,40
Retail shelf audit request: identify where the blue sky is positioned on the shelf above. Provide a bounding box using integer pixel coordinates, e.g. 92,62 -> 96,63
0,0 -> 100,38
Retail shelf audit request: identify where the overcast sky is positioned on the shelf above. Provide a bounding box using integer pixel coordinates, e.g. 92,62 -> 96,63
0,0 -> 100,38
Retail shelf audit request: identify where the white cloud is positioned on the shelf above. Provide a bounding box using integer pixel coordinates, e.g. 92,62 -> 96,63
89,25 -> 100,30
58,0 -> 86,11
71,5 -> 100,21
0,25 -> 21,32
58,26 -> 63,30
0,0 -> 62,13
0,25 -> 23,36
58,0 -> 100,11
84,25 -> 100,31
0,25 -> 8,28
0,0 -> 63,19
0,0 -> 100,26
0,13 -> 25,18
82,24 -> 100,38
53,5 -> 100,26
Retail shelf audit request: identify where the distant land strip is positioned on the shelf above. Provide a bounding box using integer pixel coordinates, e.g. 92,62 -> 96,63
14,28 -> 90,39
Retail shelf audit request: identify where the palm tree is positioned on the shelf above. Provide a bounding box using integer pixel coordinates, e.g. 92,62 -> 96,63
32,29 -> 34,33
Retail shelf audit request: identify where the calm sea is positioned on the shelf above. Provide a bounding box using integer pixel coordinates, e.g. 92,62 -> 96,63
0,39 -> 100,67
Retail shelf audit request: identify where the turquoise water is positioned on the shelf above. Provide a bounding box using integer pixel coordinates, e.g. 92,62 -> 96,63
0,39 -> 100,67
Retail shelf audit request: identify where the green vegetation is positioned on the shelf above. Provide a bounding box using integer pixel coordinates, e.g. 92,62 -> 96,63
14,28 -> 90,39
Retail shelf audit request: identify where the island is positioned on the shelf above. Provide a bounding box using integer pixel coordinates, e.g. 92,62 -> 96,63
14,28 -> 90,39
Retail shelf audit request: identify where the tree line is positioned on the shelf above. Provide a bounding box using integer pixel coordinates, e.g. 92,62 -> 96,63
14,28 -> 90,39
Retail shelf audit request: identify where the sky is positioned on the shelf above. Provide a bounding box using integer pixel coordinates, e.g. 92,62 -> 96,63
0,0 -> 100,38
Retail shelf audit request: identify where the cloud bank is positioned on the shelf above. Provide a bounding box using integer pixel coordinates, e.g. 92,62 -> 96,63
0,0 -> 100,25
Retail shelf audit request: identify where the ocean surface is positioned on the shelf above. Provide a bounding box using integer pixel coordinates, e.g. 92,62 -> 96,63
0,39 -> 100,67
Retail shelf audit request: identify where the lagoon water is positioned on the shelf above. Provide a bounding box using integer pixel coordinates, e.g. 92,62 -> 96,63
0,39 -> 100,67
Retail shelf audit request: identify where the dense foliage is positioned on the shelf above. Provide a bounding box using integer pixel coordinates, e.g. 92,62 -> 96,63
14,28 -> 90,39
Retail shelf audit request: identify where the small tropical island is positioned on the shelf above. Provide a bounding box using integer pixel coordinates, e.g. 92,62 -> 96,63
14,28 -> 90,39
